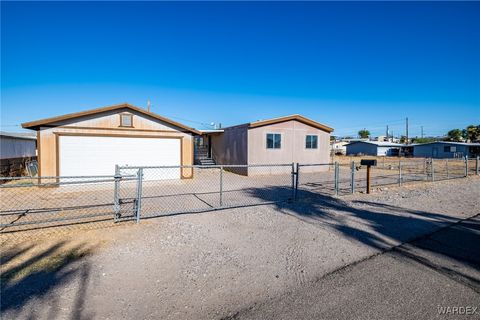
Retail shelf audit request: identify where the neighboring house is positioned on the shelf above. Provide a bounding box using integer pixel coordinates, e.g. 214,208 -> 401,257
330,138 -> 369,155
330,141 -> 348,155
0,131 -> 37,177
198,115 -> 334,175
346,141 -> 403,156
411,141 -> 480,158
21,103 -> 199,179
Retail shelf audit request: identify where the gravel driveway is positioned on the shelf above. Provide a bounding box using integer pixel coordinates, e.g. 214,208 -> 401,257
1,177 -> 479,319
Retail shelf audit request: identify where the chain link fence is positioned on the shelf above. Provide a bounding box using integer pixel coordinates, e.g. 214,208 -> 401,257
1,157 -> 478,235
296,156 -> 479,198
115,164 -> 294,219
0,175 -> 135,234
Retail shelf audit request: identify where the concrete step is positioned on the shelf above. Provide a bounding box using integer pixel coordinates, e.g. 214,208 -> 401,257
198,158 -> 216,165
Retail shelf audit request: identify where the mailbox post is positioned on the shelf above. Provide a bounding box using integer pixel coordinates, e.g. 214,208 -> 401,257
361,159 -> 377,194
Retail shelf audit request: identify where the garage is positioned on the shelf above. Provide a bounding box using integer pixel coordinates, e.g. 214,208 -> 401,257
22,103 -> 199,179
59,135 -> 181,179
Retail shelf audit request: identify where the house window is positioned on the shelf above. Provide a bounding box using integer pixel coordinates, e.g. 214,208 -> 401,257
306,135 -> 318,149
120,114 -> 133,127
266,133 -> 281,149
444,146 -> 457,152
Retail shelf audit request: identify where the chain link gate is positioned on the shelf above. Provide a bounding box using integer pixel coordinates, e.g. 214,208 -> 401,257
113,164 -> 296,222
114,165 -> 143,222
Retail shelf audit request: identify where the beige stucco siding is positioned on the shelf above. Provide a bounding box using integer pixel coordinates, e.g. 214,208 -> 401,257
247,120 -> 330,173
37,109 -> 194,178
209,119 -> 331,175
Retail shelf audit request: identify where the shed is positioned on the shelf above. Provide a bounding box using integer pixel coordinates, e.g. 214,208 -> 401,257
22,103 -> 200,179
346,141 -> 403,156
0,131 -> 37,176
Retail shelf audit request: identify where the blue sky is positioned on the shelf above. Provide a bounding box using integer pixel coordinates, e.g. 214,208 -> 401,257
1,1 -> 479,137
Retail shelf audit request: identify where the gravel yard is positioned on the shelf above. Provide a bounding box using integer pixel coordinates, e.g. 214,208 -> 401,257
1,176 -> 479,319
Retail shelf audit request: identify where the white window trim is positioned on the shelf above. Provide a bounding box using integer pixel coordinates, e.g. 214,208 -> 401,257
266,133 -> 282,149
305,134 -> 318,149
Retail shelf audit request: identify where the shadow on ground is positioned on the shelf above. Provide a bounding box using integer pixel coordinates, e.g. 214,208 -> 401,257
248,187 -> 480,293
1,240 -> 94,319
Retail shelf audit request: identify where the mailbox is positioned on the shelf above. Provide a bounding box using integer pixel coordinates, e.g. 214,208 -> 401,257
360,159 -> 377,166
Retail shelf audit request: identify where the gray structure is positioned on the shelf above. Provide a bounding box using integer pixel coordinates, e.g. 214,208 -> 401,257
411,141 -> 480,158
0,131 -> 37,177
346,141 -> 403,156
0,131 -> 37,160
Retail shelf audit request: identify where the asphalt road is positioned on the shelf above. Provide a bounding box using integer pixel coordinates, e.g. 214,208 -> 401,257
227,215 -> 480,320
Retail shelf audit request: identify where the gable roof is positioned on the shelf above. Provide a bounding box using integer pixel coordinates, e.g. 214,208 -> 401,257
247,115 -> 334,132
410,141 -> 480,147
0,131 -> 37,140
21,103 -> 201,134
345,141 -> 404,147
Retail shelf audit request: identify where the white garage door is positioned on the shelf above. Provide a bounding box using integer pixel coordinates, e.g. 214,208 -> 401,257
59,135 -> 181,179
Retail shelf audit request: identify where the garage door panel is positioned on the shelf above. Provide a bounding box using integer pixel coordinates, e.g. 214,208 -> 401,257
59,136 -> 181,179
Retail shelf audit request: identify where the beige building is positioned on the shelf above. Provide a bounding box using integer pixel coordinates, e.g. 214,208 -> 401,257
200,115 -> 334,175
22,103 -> 199,179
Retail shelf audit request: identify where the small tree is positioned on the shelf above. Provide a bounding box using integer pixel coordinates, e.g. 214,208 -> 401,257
463,125 -> 480,142
358,129 -> 370,139
411,137 -> 435,144
400,135 -> 408,143
447,129 -> 464,142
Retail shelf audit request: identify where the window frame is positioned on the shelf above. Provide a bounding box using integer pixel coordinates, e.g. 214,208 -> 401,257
266,133 -> 281,149
305,134 -> 318,149
119,113 -> 134,128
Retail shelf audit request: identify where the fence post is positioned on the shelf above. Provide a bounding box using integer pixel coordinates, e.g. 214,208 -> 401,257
464,156 -> 468,177
135,168 -> 143,223
350,161 -> 355,194
291,162 -> 295,201
477,156 -> 479,175
431,158 -> 435,182
295,163 -> 300,201
219,165 -> 223,207
334,162 -> 339,196
114,165 -> 121,221
398,159 -> 402,186
446,159 -> 449,179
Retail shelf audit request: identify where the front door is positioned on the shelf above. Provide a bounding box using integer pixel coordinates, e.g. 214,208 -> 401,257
432,147 -> 438,158
207,135 -> 212,158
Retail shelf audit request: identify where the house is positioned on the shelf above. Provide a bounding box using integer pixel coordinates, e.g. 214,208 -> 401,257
330,138 -> 369,155
330,141 -> 348,155
197,115 -> 334,175
21,103 -> 200,179
411,141 -> 480,158
0,131 -> 37,177
346,141 -> 403,156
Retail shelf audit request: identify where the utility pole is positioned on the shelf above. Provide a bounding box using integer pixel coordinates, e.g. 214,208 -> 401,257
386,125 -> 389,141
406,117 -> 409,145
421,126 -> 424,139
147,100 -> 151,112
